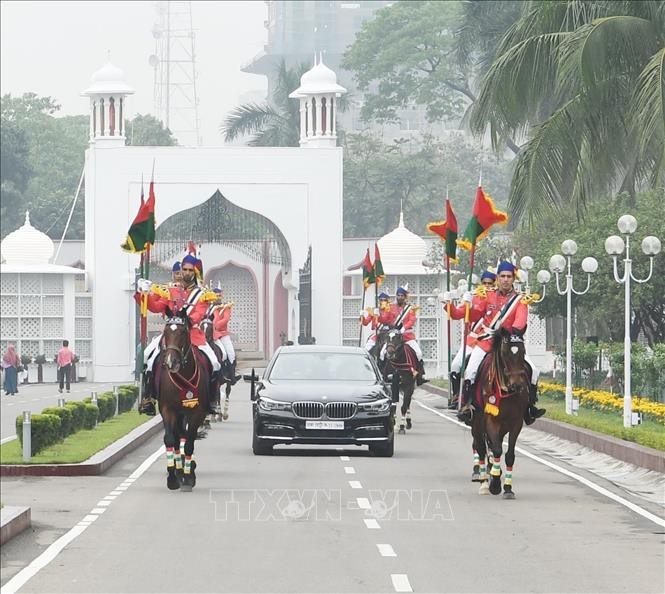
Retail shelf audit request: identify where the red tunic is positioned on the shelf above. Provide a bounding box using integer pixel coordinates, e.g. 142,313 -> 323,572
212,306 -> 232,340
381,303 -> 417,342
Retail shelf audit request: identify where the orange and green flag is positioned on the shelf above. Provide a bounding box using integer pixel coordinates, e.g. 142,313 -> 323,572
121,181 -> 156,253
362,248 -> 375,289
427,198 -> 458,262
456,185 -> 507,251
374,243 -> 385,286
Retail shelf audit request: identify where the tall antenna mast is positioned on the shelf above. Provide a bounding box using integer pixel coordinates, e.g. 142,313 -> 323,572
149,1 -> 202,146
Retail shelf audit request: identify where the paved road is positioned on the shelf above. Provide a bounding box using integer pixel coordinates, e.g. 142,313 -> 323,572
1,383 -> 663,593
0,382 -> 118,442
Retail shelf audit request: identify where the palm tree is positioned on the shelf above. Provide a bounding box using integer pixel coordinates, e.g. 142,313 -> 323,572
470,0 -> 664,223
220,61 -> 308,147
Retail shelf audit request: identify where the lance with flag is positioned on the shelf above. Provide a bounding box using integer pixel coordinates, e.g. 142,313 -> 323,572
427,188 -> 458,386
373,242 -> 384,310
454,178 -> 508,405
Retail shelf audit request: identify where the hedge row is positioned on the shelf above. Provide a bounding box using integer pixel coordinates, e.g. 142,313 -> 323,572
15,384 -> 139,457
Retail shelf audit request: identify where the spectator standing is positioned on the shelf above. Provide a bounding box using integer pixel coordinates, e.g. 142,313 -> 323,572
2,344 -> 19,395
57,340 -> 75,393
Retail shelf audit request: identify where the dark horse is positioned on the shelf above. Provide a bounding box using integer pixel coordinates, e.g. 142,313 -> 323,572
158,309 -> 210,491
200,317 -> 232,421
383,329 -> 417,434
471,328 -> 530,499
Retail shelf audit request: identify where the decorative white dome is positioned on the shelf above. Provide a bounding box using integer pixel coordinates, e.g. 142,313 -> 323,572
289,57 -> 347,97
1,211 -> 54,265
377,212 -> 429,275
82,59 -> 134,96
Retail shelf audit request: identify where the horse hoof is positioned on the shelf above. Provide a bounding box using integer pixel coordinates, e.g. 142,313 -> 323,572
406,419 -> 412,430
503,490 -> 516,500
489,477 -> 502,495
222,413 -> 229,421
398,425 -> 405,434
471,472 -> 481,482
167,475 -> 180,490
478,482 -> 489,495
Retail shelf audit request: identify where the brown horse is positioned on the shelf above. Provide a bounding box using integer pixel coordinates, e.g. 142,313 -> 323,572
200,317 -> 232,421
470,327 -> 530,499
383,329 -> 417,434
159,309 -> 210,491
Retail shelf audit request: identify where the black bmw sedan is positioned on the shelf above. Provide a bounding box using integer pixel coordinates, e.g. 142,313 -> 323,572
247,345 -> 396,456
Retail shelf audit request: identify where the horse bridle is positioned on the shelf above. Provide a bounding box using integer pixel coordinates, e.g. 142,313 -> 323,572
385,329 -> 404,360
162,316 -> 192,366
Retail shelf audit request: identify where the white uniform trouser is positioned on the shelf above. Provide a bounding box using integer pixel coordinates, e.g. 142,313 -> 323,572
463,344 -> 539,385
145,335 -> 221,373
364,336 -> 376,352
217,335 -> 236,364
213,338 -> 228,361
451,345 -> 466,375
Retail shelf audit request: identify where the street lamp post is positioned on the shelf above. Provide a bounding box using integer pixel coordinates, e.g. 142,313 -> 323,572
549,240 -> 598,415
604,215 -> 661,428
519,256 -> 550,304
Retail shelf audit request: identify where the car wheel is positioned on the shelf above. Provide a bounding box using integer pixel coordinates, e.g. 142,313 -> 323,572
370,434 -> 394,457
252,431 -> 274,455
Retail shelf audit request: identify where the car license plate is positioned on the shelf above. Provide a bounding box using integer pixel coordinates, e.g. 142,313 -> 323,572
305,420 -> 344,430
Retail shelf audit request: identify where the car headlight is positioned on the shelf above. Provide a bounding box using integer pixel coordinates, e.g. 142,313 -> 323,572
359,398 -> 391,413
258,396 -> 292,412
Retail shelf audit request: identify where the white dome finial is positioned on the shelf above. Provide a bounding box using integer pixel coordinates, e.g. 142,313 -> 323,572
399,211 -> 405,228
25,211 -> 31,226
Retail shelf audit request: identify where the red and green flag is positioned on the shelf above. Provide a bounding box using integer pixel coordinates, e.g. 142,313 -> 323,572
427,198 -> 459,263
456,185 -> 507,251
121,181 -> 156,253
362,248 -> 375,289
374,243 -> 385,286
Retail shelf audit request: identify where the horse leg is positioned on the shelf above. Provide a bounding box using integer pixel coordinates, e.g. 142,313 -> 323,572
471,448 -> 481,482
222,384 -> 231,420
180,416 -> 200,492
472,421 -> 489,495
503,427 -> 521,500
162,411 -> 180,491
404,379 -> 414,430
486,424 -> 503,496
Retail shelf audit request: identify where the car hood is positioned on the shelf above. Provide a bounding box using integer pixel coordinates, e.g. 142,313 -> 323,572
258,380 -> 389,403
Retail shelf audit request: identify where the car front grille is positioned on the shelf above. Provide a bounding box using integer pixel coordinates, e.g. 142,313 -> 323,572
293,401 -> 324,419
325,402 -> 357,420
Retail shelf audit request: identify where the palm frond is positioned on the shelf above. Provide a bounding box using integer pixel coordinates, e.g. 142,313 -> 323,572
219,103 -> 281,142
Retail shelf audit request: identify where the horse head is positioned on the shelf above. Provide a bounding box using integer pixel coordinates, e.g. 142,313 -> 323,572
162,307 -> 192,372
496,327 -> 528,395
384,328 -> 404,362
200,316 -> 214,344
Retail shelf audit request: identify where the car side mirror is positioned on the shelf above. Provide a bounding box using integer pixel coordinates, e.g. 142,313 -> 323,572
243,368 -> 260,401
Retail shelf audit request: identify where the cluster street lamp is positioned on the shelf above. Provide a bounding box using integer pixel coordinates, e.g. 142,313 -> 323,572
604,215 -> 661,428
518,256 -> 551,304
549,240 -> 598,415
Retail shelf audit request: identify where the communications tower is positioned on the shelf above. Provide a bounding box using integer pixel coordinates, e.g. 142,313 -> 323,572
149,1 -> 202,146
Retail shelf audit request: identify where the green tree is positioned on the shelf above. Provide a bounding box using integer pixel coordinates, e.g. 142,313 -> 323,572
220,61 -> 308,147
126,114 -> 177,146
470,0 -> 665,223
516,190 -> 665,345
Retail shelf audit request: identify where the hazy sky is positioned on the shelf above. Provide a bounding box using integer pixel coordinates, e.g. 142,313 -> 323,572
1,0 -> 269,145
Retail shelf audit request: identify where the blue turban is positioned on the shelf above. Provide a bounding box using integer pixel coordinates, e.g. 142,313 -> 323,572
172,261 -> 181,272
497,261 -> 516,275
396,287 -> 408,296
481,270 -> 496,281
378,292 -> 390,300
213,288 -> 222,294
182,254 -> 198,267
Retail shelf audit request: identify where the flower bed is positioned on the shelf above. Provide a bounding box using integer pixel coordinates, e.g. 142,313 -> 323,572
539,381 -> 665,426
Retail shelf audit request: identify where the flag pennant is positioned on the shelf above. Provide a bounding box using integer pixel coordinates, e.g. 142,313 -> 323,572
121,181 -> 156,254
456,186 -> 508,251
427,198 -> 458,262
362,248 -> 375,289
374,243 -> 385,286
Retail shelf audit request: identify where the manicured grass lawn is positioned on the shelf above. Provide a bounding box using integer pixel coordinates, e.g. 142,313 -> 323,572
426,378 -> 664,452
0,412 -> 152,464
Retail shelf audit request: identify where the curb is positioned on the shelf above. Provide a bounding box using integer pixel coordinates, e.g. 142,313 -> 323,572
0,416 -> 163,477
0,506 -> 31,545
419,383 -> 665,473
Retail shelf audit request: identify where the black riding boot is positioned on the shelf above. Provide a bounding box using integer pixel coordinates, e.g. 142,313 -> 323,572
456,380 -> 475,426
416,359 -> 428,386
524,384 -> 546,425
139,370 -> 156,416
448,372 -> 461,409
208,372 -> 221,415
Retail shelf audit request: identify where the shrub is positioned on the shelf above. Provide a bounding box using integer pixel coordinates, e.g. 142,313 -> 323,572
65,401 -> 86,432
15,413 -> 61,456
85,393 -> 116,422
117,384 -> 138,413
81,403 -> 99,429
41,406 -> 74,439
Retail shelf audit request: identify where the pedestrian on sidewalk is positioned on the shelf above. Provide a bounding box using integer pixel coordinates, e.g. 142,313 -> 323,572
56,340 -> 76,393
2,344 -> 19,395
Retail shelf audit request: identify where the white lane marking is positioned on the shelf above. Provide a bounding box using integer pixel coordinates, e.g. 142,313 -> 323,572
102,495 -> 117,500
5,403 -> 15,407
364,519 -> 381,529
90,508 -> 107,514
349,481 -> 363,489
344,466 -> 356,474
357,497 -> 371,509
109,491 -> 122,496
1,446 -> 164,594
340,455 -> 350,461
115,486 -> 129,491
377,544 -> 397,557
0,434 -> 17,444
391,574 -> 412,592
414,399 -> 665,528
95,500 -> 112,507
30,398 -> 41,402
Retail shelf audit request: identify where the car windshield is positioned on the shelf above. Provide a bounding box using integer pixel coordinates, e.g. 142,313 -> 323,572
269,352 -> 377,381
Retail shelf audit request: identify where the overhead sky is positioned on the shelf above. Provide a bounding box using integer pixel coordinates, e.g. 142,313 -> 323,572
1,0 -> 268,145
